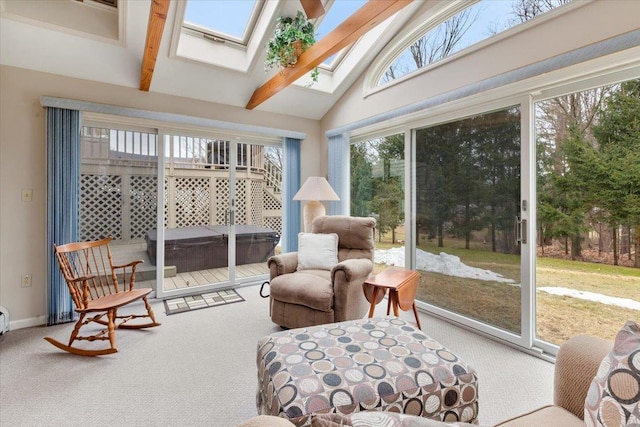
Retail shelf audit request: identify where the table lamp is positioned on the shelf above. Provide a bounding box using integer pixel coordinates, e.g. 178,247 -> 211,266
293,176 -> 340,232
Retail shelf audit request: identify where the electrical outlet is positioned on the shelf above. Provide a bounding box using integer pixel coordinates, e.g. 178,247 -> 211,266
22,189 -> 33,202
21,274 -> 32,288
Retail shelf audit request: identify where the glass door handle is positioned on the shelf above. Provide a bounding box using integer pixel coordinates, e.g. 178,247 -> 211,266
224,208 -> 235,226
515,217 -> 527,245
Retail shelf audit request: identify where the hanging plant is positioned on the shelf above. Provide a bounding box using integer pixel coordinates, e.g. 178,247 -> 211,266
264,11 -> 319,82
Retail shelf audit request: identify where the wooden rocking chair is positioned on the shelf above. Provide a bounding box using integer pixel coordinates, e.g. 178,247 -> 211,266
45,237 -> 160,356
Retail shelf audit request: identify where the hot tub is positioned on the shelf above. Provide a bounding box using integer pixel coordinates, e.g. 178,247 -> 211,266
145,225 -> 279,273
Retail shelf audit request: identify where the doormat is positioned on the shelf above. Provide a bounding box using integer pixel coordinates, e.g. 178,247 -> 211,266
163,289 -> 245,315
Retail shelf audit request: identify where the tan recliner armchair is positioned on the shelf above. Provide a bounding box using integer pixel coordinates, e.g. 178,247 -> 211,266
267,215 -> 376,329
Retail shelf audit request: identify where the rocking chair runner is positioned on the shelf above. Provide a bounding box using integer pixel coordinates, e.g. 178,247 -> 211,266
46,237 -> 160,356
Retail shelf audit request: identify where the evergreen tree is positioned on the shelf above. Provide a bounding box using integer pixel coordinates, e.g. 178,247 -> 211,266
371,177 -> 404,243
550,126 -> 592,259
591,79 -> 640,266
476,108 -> 521,254
374,134 -> 405,243
415,123 -> 458,247
350,143 -> 374,217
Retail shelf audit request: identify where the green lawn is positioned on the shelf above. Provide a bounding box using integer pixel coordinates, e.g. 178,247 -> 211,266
374,238 -> 639,346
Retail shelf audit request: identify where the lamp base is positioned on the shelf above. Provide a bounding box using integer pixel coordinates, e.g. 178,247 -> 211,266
303,201 -> 325,232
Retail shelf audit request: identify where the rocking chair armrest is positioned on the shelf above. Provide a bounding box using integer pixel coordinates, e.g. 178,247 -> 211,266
69,274 -> 95,285
78,277 -> 96,307
66,275 -> 96,306
111,260 -> 144,291
111,260 -> 144,270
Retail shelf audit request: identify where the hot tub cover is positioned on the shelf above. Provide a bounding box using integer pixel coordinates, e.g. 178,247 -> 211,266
146,225 -> 279,272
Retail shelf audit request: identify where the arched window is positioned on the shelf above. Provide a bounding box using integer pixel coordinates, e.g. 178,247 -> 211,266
377,0 -> 571,87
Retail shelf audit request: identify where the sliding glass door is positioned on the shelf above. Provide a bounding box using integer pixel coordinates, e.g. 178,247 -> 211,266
156,132 -> 282,298
350,132 -> 406,274
413,107 -> 523,336
347,108 -> 527,343
158,133 -> 231,295
232,142 -> 284,286
78,119 -> 283,300
79,124 -> 159,290
347,76 -> 637,354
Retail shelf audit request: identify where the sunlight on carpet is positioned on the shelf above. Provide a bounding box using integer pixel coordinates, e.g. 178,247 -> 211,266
163,289 -> 244,315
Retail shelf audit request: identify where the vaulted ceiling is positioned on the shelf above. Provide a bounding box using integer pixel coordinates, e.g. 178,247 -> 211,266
0,0 -> 429,120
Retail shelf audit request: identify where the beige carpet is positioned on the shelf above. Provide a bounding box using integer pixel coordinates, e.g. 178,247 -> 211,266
0,284 -> 554,426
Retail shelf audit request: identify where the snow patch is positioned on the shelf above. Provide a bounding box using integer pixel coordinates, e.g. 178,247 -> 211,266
374,246 -> 515,283
538,287 -> 640,311
374,246 -> 639,311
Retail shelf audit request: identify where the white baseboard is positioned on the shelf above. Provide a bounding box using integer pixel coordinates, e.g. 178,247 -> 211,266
10,315 -> 47,331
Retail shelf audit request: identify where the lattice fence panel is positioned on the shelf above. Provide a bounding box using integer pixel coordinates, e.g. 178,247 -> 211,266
215,178 -> 229,224
236,179 -> 247,225
250,180 -> 263,226
264,188 -> 281,211
80,174 -> 122,241
264,217 -> 282,237
174,177 -> 210,227
263,183 -> 282,235
130,175 -> 157,240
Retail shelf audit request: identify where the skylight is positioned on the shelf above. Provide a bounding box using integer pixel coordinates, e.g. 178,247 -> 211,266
183,0 -> 262,45
170,0 -> 420,97
315,0 -> 367,68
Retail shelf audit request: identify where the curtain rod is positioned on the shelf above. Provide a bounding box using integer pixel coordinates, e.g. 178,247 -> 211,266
40,96 -> 307,141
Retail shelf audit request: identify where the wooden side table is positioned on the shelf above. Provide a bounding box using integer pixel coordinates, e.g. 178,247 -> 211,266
363,267 -> 422,329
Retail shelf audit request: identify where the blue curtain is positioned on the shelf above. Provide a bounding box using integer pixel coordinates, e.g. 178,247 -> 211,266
327,133 -> 349,215
283,137 -> 301,252
46,107 -> 80,325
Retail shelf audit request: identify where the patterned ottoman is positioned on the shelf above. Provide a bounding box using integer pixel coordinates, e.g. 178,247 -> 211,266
256,317 -> 479,426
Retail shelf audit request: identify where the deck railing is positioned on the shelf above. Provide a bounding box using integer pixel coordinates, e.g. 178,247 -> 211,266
81,127 -> 268,171
264,157 -> 282,194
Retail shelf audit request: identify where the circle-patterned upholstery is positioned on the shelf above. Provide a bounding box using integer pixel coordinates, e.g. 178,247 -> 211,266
584,320 -> 640,427
256,317 -> 479,426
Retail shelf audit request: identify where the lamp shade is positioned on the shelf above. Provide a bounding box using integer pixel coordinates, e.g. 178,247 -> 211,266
293,177 -> 340,201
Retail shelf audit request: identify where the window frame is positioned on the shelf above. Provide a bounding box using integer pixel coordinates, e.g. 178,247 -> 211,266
181,0 -> 265,47
362,0 -> 587,98
345,59 -> 639,358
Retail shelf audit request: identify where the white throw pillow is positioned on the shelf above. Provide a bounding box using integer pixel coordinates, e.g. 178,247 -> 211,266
297,232 -> 339,271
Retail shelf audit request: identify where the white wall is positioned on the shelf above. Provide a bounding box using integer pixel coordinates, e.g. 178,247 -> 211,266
0,65 -> 322,328
321,0 -> 640,133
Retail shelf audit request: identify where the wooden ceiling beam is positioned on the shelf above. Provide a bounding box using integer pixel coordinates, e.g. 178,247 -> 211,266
300,0 -> 325,19
246,0 -> 413,110
140,0 -> 170,92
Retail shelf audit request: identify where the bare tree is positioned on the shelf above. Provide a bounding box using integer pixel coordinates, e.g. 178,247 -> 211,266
381,8 -> 477,83
383,62 -> 398,83
264,146 -> 283,168
382,0 -> 574,85
537,89 -> 610,174
510,0 -> 571,23
414,9 -> 476,67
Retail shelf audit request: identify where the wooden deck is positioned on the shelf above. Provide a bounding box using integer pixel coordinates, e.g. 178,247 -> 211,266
159,262 -> 268,290
110,242 -> 269,292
